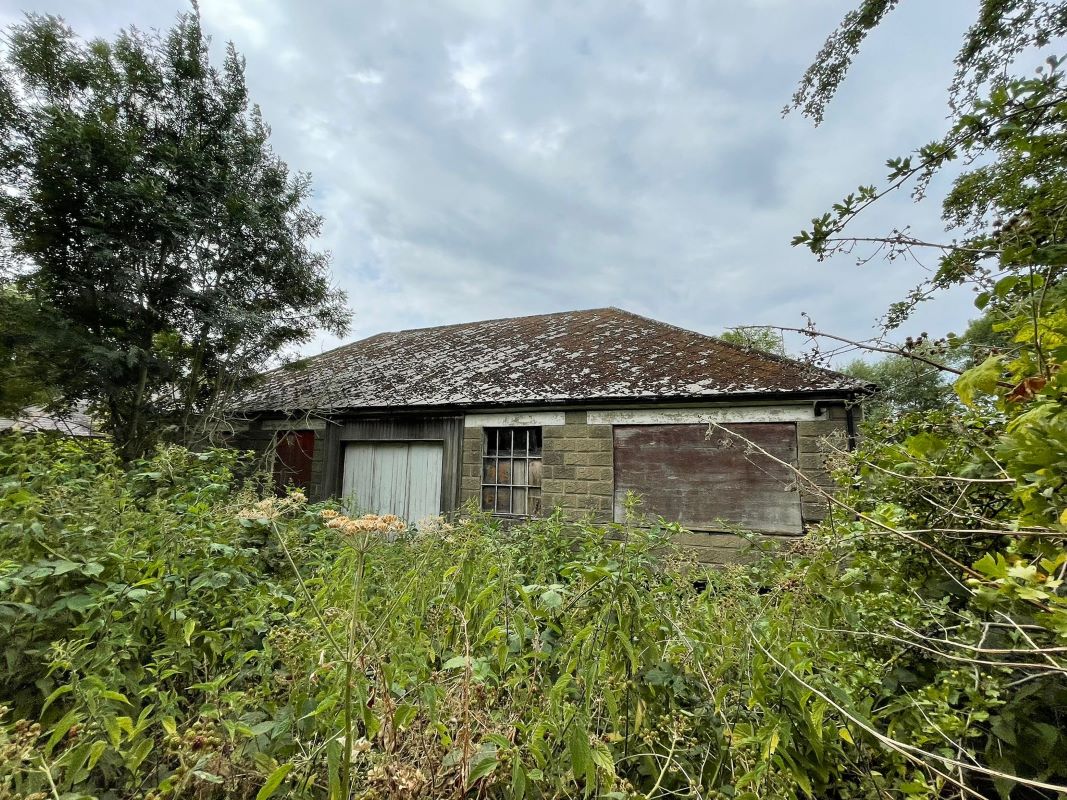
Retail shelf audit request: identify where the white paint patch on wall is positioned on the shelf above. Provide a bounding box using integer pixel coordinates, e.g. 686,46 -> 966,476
587,406 -> 818,426
464,412 -> 566,428
261,418 -> 328,431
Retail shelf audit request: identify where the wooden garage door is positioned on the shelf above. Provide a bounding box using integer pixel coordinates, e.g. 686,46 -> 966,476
613,423 -> 802,534
342,442 -> 443,523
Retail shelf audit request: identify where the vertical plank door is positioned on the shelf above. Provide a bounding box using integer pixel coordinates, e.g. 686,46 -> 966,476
342,441 -> 443,523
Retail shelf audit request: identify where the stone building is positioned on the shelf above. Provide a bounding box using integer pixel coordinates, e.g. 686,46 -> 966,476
232,308 -> 869,561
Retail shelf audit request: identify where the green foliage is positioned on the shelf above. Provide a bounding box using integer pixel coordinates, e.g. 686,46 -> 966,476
842,348 -> 954,424
0,11 -> 349,458
9,433 -> 1049,800
0,286 -> 64,415
787,4 -> 1067,795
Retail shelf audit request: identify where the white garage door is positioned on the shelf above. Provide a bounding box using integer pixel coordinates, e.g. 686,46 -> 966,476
342,442 -> 443,523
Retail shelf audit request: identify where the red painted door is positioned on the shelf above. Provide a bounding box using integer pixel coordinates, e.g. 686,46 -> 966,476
274,430 -> 315,492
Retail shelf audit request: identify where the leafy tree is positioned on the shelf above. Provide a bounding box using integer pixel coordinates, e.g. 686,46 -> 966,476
0,286 -> 59,415
784,1 -> 1067,795
0,12 -> 348,458
842,347 -> 954,424
719,325 -> 787,356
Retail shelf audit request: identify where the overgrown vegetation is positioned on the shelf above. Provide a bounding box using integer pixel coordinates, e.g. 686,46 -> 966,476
1,1 -> 1065,798
2,376 -> 1065,799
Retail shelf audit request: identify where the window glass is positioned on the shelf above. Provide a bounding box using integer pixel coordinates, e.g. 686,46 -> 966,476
480,426 -> 543,517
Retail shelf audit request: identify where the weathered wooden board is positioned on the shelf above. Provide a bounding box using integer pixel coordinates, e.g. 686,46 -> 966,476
273,430 -> 315,491
612,423 -> 802,534
342,441 -> 444,523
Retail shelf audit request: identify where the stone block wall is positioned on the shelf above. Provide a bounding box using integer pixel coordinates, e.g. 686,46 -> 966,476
797,405 -> 855,525
459,427 -> 481,508
541,411 -> 613,521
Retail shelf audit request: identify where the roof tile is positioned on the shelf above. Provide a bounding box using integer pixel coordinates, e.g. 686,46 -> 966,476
237,307 -> 868,412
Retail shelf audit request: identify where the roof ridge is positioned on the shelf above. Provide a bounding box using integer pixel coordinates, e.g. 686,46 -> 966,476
381,306 -> 618,338
605,307 -> 855,381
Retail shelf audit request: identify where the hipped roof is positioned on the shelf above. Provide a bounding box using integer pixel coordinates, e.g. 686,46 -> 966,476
237,307 -> 869,413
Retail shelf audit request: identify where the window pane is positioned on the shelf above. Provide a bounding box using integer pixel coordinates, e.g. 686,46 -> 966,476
529,489 -> 542,516
512,459 -> 527,486
512,487 -> 527,515
529,459 -> 542,487
495,487 -> 511,514
479,428 -> 544,516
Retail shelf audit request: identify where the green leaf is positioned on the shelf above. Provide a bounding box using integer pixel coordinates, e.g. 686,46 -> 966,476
40,683 -> 73,716
509,758 -> 527,800
467,747 -> 499,787
954,355 -> 1003,406
45,709 -> 80,755
87,739 -> 108,770
125,737 -> 153,772
568,724 -> 594,789
256,763 -> 294,800
103,715 -> 122,747
540,589 -> 563,609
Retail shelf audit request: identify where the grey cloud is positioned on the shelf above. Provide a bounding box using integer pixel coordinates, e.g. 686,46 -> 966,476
0,0 -> 981,359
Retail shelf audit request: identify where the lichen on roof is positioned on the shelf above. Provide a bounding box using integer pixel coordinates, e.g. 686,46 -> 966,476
236,307 -> 870,412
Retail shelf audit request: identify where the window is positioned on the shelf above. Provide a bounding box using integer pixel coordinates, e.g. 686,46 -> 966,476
273,430 -> 315,492
481,427 -> 542,516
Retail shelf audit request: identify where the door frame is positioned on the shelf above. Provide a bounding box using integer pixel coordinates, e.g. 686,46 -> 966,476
324,414 -> 465,514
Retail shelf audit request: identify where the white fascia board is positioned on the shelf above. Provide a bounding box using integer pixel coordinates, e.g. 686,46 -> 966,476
464,411 -> 566,428
587,406 -> 817,425
261,418 -> 328,431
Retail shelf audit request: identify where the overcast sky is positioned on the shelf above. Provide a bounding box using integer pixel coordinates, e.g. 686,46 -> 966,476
0,0 -> 982,360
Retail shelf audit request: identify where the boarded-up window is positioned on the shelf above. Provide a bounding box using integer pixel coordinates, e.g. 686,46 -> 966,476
612,423 -> 802,534
482,427 -> 542,516
274,430 -> 315,492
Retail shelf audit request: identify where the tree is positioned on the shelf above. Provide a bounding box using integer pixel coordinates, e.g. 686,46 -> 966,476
719,325 -> 787,356
0,12 -> 348,458
842,349 -> 953,424
0,286 -> 61,415
781,2 -> 1067,795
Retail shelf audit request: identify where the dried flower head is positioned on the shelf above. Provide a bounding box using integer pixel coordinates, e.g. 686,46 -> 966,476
320,510 -> 408,537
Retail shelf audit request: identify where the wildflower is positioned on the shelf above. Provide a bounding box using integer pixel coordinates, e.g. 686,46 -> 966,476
320,511 -> 408,538
236,492 -> 307,523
